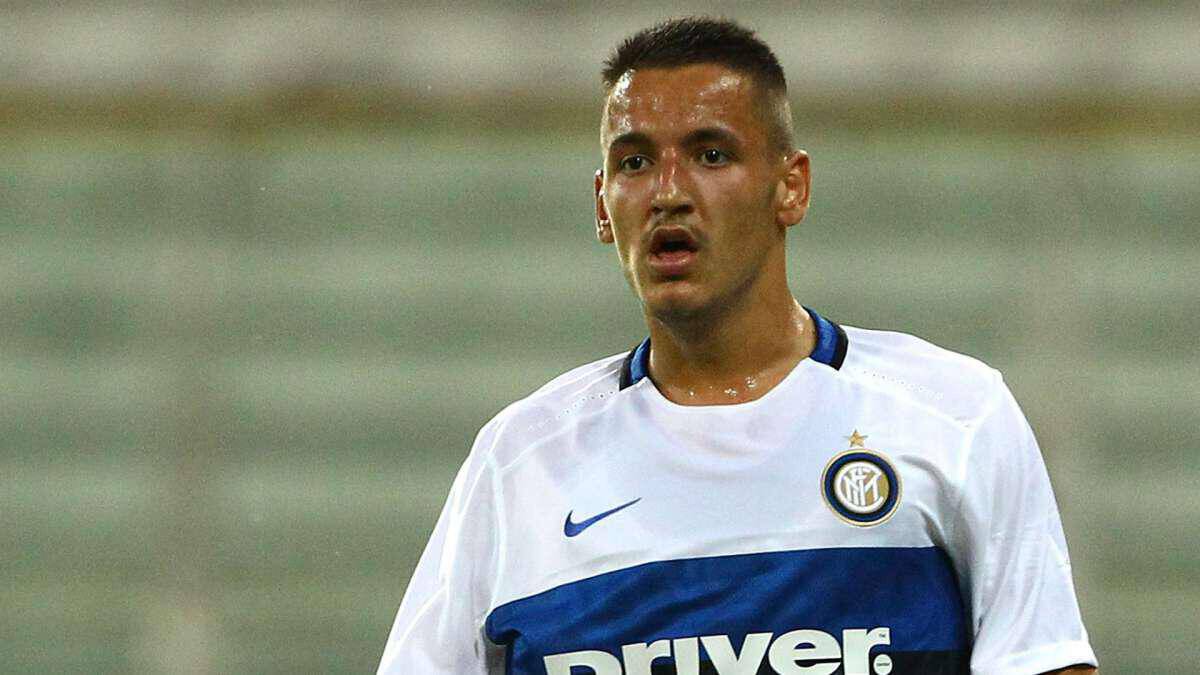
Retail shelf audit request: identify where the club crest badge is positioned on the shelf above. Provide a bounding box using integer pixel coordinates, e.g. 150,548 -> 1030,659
821,430 -> 901,527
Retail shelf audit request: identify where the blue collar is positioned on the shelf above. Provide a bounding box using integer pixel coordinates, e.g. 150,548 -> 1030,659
618,306 -> 847,390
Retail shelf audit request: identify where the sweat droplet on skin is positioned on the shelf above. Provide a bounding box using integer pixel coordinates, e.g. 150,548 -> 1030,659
745,377 -> 758,389
724,388 -> 738,397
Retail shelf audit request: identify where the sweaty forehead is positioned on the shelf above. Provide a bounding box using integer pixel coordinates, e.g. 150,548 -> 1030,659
602,64 -> 758,144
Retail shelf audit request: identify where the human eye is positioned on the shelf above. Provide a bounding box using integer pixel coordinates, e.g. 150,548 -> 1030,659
618,155 -> 650,172
699,148 -> 730,166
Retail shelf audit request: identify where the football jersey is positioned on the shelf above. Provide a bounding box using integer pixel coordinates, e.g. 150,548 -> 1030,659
377,309 -> 1097,675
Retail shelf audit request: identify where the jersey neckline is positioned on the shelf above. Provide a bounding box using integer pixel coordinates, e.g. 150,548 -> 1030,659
617,306 -> 848,392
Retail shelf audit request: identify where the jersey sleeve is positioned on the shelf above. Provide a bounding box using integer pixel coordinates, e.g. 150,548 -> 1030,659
376,421 -> 505,674
950,375 -> 1098,675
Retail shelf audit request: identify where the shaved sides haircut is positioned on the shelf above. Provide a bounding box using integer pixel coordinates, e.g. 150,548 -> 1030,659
602,17 -> 795,152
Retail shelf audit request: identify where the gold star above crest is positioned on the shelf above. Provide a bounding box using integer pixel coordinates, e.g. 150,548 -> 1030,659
847,430 -> 868,448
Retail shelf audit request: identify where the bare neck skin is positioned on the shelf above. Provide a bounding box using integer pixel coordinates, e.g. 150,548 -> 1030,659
645,250 -> 815,406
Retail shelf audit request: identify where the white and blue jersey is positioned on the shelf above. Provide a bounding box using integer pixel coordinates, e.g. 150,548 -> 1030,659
378,309 -> 1097,675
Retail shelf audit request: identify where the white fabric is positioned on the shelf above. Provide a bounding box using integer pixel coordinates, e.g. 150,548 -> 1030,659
377,324 -> 1097,674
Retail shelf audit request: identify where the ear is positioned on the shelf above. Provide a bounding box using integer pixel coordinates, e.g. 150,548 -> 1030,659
774,150 -> 811,228
595,169 -> 614,244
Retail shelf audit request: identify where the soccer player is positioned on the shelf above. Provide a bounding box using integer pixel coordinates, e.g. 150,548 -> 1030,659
377,17 -> 1098,675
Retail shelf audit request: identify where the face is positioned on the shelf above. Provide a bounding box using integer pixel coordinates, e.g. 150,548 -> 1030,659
595,63 -> 809,322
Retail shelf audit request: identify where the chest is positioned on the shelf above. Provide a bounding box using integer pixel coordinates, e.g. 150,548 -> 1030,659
483,416 -> 970,674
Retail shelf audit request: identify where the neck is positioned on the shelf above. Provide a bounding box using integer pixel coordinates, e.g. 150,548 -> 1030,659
644,280 -> 815,406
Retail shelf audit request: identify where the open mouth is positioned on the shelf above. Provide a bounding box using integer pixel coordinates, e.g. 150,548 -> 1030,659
647,227 -> 700,274
649,227 -> 699,258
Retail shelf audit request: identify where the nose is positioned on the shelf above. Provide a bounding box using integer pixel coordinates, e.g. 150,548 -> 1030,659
650,150 -> 693,217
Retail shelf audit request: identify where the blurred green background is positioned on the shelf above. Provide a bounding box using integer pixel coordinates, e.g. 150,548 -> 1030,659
2,3 -> 1197,674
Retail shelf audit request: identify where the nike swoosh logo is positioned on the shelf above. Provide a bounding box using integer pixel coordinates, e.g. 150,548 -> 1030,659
563,498 -> 642,538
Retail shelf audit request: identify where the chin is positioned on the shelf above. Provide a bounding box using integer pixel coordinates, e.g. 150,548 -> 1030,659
639,281 -> 713,324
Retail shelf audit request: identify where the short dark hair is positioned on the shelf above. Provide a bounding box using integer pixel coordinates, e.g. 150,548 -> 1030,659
601,17 -> 793,150
602,17 -> 786,94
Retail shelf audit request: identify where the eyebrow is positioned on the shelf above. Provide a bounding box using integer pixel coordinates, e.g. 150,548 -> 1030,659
682,127 -> 741,148
607,131 -> 653,150
606,127 -> 741,152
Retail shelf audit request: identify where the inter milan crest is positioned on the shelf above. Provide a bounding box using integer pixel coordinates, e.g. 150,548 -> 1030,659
821,431 -> 902,527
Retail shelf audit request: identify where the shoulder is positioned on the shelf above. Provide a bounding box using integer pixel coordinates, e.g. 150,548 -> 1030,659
465,350 -> 629,471
838,323 -> 1007,430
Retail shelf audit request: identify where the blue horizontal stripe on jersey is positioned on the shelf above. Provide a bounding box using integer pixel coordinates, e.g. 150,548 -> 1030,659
485,546 -> 968,674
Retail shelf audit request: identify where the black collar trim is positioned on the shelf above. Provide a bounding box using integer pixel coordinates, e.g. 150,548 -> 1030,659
617,307 -> 847,391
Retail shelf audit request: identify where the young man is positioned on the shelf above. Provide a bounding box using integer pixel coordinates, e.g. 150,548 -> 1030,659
377,18 -> 1098,675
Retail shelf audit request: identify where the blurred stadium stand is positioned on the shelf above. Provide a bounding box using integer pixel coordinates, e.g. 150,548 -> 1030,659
1,3 -> 1197,673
